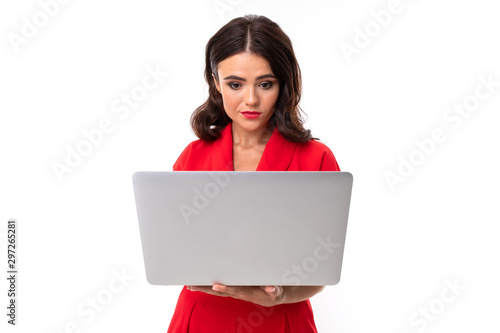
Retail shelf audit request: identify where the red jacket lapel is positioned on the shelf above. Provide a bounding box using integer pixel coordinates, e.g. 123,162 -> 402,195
256,126 -> 297,171
211,124 -> 234,171
216,123 -> 297,171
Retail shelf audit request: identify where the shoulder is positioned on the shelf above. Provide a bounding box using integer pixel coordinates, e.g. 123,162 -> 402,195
299,139 -> 334,153
173,123 -> 233,171
296,139 -> 335,158
173,139 -> 214,171
295,139 -> 341,171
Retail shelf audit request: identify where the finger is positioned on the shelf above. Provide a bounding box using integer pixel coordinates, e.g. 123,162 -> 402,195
187,286 -> 215,293
212,284 -> 236,295
264,286 -> 283,297
188,285 -> 236,299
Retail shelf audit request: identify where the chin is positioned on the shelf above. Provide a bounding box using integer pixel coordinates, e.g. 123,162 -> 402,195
235,120 -> 270,132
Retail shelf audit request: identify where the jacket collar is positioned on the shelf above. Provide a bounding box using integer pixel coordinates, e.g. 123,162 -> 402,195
213,122 -> 297,171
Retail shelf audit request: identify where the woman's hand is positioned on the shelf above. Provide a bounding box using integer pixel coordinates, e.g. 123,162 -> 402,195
186,285 -> 325,307
187,284 -> 284,307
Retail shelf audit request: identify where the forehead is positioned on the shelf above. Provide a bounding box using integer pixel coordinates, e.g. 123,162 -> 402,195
217,52 -> 273,77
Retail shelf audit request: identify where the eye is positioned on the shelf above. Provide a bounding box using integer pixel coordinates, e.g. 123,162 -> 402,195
260,81 -> 273,89
228,82 -> 242,90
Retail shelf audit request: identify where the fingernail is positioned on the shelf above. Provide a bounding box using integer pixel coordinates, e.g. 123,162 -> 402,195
212,286 -> 221,292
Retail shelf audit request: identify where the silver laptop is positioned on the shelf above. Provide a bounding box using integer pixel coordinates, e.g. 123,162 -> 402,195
133,171 -> 353,286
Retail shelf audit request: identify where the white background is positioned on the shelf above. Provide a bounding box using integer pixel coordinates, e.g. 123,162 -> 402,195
1,0 -> 499,332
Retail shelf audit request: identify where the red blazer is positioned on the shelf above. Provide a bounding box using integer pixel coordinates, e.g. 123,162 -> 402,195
173,123 -> 340,172
168,123 -> 340,333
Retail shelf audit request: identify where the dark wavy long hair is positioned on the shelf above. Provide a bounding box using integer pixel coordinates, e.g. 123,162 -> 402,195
191,15 -> 315,142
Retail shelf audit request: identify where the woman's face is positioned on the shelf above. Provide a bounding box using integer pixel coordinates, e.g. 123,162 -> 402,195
213,52 -> 280,133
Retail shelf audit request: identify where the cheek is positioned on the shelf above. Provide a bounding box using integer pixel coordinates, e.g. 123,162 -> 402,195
266,90 -> 280,108
221,91 -> 240,111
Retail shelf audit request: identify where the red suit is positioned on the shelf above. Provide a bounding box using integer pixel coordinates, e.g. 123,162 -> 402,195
168,123 -> 340,332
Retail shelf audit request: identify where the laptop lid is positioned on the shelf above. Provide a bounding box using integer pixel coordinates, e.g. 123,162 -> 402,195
133,171 -> 353,286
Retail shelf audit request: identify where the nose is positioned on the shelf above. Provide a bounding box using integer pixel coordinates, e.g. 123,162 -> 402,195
244,86 -> 259,106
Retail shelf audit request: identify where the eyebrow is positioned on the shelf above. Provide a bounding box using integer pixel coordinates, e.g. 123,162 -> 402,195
223,74 -> 277,81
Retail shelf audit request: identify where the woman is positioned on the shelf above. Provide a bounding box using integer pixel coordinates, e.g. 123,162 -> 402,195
168,15 -> 340,332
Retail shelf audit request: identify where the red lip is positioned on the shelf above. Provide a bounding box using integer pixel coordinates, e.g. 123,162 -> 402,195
241,111 -> 262,119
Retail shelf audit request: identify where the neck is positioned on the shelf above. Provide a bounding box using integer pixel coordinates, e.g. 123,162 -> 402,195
231,122 -> 274,148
